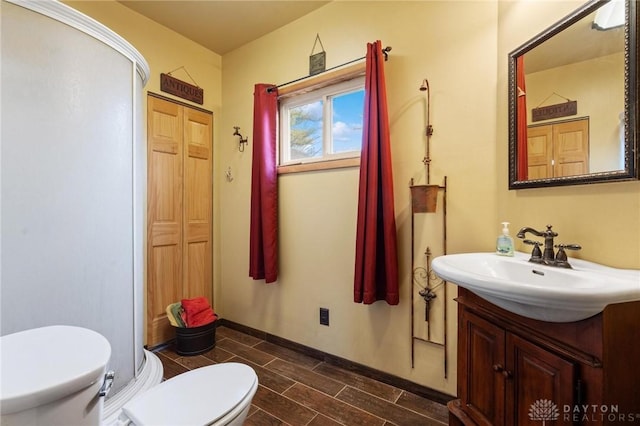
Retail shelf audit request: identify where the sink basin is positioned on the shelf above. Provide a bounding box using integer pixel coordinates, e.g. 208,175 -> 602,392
431,252 -> 640,322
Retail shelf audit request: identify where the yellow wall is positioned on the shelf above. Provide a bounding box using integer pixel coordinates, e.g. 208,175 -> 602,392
497,0 -> 640,270
220,1 -> 498,395
63,0 -> 640,398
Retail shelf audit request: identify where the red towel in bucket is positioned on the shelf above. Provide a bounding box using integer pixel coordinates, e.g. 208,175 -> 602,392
181,297 -> 216,327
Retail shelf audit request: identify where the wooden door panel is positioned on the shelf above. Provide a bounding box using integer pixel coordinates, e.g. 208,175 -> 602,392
184,225 -> 210,300
186,222 -> 210,241
150,223 -> 180,246
148,244 -> 181,344
188,144 -> 209,159
186,158 -> 210,220
527,126 -> 553,179
461,310 -> 506,426
150,246 -> 181,305
527,119 -> 589,179
152,140 -> 179,155
185,110 -> 210,138
147,96 -> 183,347
150,152 -> 180,220
554,119 -> 589,177
506,333 -> 575,425
184,241 -> 209,299
146,95 -> 212,347
183,108 -> 212,305
556,162 -> 585,177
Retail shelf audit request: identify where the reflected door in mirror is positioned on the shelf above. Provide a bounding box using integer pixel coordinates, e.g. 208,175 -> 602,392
527,118 -> 589,179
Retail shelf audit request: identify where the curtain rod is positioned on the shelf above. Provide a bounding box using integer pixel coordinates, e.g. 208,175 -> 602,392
267,46 -> 392,93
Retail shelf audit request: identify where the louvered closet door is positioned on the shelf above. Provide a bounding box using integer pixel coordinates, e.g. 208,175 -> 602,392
147,96 -> 184,347
146,95 -> 213,348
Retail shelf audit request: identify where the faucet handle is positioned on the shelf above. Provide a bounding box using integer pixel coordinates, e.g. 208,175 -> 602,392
523,239 -> 543,263
554,244 -> 581,268
554,244 -> 582,269
554,243 -> 582,251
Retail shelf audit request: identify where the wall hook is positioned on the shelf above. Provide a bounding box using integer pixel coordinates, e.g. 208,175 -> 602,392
233,126 -> 248,152
225,166 -> 234,182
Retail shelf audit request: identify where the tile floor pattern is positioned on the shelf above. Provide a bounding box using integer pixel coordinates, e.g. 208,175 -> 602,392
156,326 -> 448,425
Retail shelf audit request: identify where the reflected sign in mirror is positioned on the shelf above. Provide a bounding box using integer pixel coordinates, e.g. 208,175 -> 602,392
508,0 -> 639,189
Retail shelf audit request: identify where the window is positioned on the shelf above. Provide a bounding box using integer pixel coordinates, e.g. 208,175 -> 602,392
279,77 -> 365,168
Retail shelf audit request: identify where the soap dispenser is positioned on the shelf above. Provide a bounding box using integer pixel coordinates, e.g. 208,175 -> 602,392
496,222 -> 514,257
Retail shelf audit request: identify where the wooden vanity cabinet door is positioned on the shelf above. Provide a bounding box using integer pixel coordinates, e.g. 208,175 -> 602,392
460,309 -> 506,426
506,333 -> 576,425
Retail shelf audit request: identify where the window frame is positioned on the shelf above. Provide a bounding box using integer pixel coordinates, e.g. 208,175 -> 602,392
276,63 -> 366,174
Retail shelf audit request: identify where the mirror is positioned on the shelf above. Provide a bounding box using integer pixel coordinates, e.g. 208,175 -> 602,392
509,0 -> 639,189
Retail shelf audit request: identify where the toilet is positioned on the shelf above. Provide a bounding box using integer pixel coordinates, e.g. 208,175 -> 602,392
0,326 -> 258,426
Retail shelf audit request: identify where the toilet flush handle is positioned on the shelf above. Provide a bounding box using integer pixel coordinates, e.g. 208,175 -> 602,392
99,371 -> 115,397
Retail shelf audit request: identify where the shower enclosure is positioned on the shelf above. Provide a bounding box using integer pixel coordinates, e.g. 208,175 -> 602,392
0,0 -> 156,412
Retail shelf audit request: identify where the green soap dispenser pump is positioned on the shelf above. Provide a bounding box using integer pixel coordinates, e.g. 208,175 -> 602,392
496,222 -> 514,256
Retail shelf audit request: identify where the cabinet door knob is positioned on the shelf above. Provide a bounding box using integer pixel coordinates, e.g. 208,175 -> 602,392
492,364 -> 504,372
502,370 -> 513,379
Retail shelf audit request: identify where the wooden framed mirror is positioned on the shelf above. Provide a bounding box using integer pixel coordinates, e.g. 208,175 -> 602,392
508,0 -> 639,189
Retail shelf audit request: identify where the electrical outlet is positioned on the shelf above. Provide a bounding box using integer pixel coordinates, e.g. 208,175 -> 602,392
319,308 -> 329,326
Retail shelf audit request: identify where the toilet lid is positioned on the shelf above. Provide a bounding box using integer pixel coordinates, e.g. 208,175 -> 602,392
0,325 -> 111,414
122,362 -> 257,426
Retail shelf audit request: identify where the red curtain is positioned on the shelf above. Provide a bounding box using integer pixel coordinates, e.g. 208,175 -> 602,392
517,55 -> 528,180
249,84 -> 279,283
353,41 -> 399,305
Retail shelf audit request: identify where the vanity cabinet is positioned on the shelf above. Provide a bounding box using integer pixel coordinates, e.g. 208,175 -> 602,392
450,288 -> 640,426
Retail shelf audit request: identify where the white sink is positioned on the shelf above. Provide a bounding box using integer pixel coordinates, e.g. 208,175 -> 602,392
431,252 -> 640,322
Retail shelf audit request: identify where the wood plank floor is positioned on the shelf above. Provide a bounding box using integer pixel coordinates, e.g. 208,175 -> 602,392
156,326 -> 449,425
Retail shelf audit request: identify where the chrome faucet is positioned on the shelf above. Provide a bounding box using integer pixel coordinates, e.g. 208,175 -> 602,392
516,225 -> 581,268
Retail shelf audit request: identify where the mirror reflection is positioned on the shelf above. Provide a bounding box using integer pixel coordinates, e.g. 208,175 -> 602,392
508,0 -> 638,188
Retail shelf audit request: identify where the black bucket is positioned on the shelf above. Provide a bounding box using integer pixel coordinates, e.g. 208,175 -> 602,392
174,318 -> 217,356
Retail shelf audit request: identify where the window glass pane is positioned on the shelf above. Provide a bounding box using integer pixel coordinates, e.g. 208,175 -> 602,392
331,89 -> 364,154
289,100 -> 323,160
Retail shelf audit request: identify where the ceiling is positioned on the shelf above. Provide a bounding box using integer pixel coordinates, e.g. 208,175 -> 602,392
118,1 -> 330,55
524,9 -> 624,74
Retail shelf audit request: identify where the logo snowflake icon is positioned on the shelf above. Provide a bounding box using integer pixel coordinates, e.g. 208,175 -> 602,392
529,399 -> 559,425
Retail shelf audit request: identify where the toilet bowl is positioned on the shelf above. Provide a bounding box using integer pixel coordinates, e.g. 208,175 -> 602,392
1,326 -> 258,426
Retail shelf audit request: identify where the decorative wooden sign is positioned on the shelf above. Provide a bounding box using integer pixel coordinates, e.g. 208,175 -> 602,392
160,73 -> 203,104
532,100 -> 577,122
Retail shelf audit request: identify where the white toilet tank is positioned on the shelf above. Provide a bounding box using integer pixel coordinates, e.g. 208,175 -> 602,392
1,325 -> 112,426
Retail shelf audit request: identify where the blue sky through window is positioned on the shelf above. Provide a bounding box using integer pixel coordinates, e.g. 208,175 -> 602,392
332,89 -> 364,153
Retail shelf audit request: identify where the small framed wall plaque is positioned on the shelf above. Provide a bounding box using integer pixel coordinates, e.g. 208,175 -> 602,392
309,34 -> 326,76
